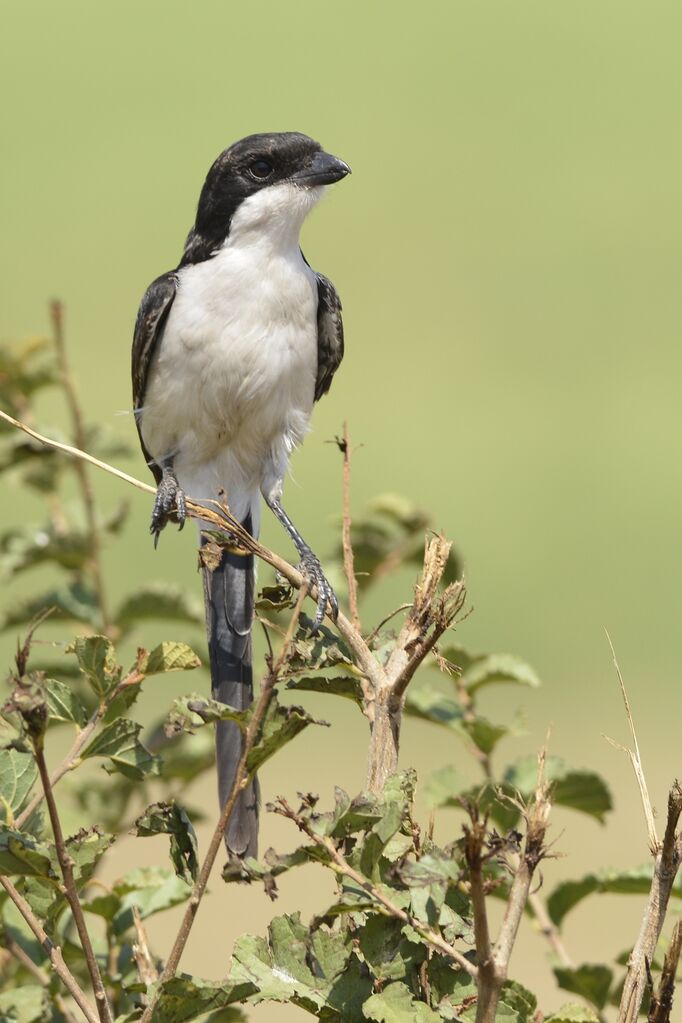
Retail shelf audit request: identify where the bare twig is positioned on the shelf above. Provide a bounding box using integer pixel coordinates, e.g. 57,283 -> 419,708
618,782 -> 682,1023
35,746 -> 112,1023
131,906 -> 159,994
3,930 -> 80,1023
140,586 -> 309,1023
274,796 -> 478,979
648,920 -> 682,1023
464,814 -> 494,991
604,629 -> 658,852
527,891 -> 573,968
0,876 -> 99,1023
50,301 -> 111,635
338,421 -> 360,632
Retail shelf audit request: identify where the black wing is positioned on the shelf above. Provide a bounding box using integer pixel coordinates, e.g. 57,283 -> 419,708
314,272 -> 344,401
131,270 -> 178,482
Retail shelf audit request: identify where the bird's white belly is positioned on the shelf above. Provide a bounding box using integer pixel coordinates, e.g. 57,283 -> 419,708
140,244 -> 319,508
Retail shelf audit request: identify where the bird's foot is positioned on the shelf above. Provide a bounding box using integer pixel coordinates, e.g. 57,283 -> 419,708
150,467 -> 186,547
298,549 -> 339,631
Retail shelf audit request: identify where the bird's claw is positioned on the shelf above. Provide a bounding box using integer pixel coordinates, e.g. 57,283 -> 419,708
150,470 -> 187,546
298,551 -> 339,631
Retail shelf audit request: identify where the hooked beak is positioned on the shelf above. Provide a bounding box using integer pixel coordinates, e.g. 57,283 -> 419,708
292,150 -> 351,187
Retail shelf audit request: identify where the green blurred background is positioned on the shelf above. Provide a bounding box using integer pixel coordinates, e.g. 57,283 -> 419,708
3,0 -> 682,1014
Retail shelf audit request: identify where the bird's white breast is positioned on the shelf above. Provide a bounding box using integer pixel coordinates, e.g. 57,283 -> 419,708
140,183 -> 323,510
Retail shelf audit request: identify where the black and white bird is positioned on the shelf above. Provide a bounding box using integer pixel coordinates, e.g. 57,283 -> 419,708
131,132 -> 350,857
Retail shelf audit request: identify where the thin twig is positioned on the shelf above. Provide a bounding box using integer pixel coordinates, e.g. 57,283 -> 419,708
274,796 -> 478,979
339,422 -> 360,632
604,629 -> 659,852
131,906 -> 159,994
0,877 -> 99,1023
35,745 -> 113,1023
0,408 -> 387,696
3,931 -> 80,1023
527,891 -> 573,968
50,301 -> 111,635
464,815 -> 494,985
648,919 -> 682,1023
140,586 -> 309,1023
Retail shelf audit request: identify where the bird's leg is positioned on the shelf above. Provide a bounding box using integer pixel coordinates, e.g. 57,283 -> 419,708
265,496 -> 338,629
150,459 -> 186,547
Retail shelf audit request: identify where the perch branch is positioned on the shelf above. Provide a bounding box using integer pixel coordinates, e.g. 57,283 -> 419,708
648,919 -> 682,1023
0,876 -> 99,1023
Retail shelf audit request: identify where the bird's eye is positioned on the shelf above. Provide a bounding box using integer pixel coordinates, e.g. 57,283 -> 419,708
249,158 -> 274,180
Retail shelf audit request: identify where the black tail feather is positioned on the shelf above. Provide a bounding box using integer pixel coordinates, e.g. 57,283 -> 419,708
202,514 -> 259,858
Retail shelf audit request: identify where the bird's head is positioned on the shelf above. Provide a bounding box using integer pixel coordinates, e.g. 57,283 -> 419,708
193,132 -> 350,249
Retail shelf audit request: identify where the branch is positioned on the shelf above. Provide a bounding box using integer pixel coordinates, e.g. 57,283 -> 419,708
35,745 -> 113,1023
618,781 -> 682,1023
140,585 -> 308,1023
338,421 -> 360,632
648,919 -> 682,1023
0,407 -> 387,696
527,891 -> 573,968
464,814 -> 494,992
0,876 -> 99,1023
274,796 -> 478,980
50,301 -> 111,634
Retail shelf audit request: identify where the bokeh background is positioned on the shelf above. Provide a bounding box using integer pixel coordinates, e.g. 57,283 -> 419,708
3,0 -> 682,1016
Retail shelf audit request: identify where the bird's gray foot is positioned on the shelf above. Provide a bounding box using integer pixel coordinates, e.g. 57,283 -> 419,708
151,464 -> 186,547
298,548 -> 339,630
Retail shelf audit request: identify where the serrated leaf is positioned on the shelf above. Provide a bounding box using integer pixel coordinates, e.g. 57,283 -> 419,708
112,866 -> 191,934
115,584 -> 204,633
504,756 -> 612,823
69,635 -> 121,698
138,642 -> 202,676
246,699 -> 320,774
363,980 -> 441,1022
545,1005 -> 600,1023
554,964 -> 613,1010
0,984 -> 51,1023
0,826 -> 54,876
497,980 -> 538,1023
133,801 -> 198,883
165,694 -> 248,737
460,651 -> 540,694
288,618 -> 354,674
45,677 -> 88,726
0,582 -> 99,632
82,718 -> 160,779
359,916 -> 425,982
0,749 -> 37,821
151,975 -> 254,1023
67,826 -> 115,886
405,686 -> 508,754
548,865 -> 682,927
285,674 -> 365,707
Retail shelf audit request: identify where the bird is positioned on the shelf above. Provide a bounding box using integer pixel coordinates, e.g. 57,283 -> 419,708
131,132 -> 350,858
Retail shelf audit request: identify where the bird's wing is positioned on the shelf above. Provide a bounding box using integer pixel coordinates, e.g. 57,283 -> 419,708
314,272 -> 345,402
131,270 -> 179,482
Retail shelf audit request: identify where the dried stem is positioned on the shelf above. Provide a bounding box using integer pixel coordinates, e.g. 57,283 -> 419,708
274,796 -> 478,979
0,876 -> 99,1023
618,782 -> 682,1023
648,919 -> 682,1023
35,745 -> 112,1023
140,586 -> 308,1023
50,301 -> 111,635
339,421 -> 360,631
527,891 -> 573,969
131,906 -> 159,994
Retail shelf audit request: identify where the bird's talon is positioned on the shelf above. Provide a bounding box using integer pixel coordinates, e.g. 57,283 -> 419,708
298,553 -> 337,632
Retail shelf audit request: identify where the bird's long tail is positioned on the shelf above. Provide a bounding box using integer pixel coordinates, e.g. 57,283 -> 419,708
201,509 -> 259,858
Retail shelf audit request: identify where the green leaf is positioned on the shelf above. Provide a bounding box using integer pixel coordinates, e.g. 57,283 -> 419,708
115,584 -> 204,632
285,674 -> 365,707
0,749 -> 37,820
504,756 -> 612,823
45,677 -> 88,727
69,635 -> 121,698
359,916 -> 425,982
134,801 -> 199,884
405,685 -> 508,754
457,648 -> 540,694
424,765 -> 466,809
151,975 -> 253,1023
138,642 -> 202,676
363,980 -> 441,1022
112,866 -> 192,934
0,984 -> 50,1022
81,718 -> 160,779
165,694 -> 248,737
0,826 -> 54,877
554,965 -> 613,1010
67,826 -> 116,887
545,1005 -> 600,1023
547,865 -> 682,927
246,698 -> 320,774
288,618 -> 354,674
498,980 -> 538,1023
0,582 -> 99,632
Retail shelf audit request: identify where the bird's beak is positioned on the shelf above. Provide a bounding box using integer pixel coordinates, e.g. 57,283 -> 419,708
293,150 -> 351,187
